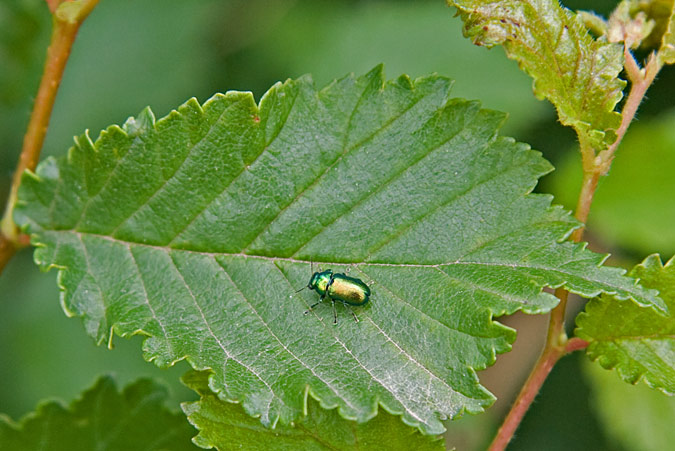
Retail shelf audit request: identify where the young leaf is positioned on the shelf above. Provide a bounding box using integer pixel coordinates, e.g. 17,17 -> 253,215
15,67 -> 662,434
576,254 -> 675,393
659,0 -> 675,63
0,377 -> 197,450
182,370 -> 444,450
447,0 -> 625,149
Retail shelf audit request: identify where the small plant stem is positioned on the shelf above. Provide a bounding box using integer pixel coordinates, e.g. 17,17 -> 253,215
489,341 -> 565,451
45,0 -> 61,13
597,49 -> 660,172
570,170 -> 600,242
0,0 -> 99,275
489,45 -> 661,451
0,235 -> 16,274
565,337 -> 589,353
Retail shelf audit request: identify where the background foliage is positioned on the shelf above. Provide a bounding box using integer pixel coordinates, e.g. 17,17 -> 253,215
1,0 -> 674,449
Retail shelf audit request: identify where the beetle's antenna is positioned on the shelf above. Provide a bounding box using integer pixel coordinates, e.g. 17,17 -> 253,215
294,286 -> 307,293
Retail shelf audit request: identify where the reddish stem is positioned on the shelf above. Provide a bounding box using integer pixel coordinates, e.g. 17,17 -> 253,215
489,45 -> 662,451
489,287 -> 568,451
489,335 -> 589,451
0,0 -> 99,274
597,51 -> 659,173
570,170 -> 600,242
565,337 -> 589,353
45,0 -> 60,13
0,235 -> 16,275
489,344 -> 564,451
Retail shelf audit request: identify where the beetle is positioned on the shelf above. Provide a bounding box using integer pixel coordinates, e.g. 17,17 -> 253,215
296,268 -> 371,324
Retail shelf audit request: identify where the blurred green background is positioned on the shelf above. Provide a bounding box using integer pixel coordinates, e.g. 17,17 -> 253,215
1,0 -> 673,449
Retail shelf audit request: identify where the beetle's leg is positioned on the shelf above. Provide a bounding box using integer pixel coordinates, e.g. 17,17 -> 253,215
305,291 -> 328,315
331,299 -> 337,325
350,308 -> 359,323
304,301 -> 322,315
304,293 -> 326,315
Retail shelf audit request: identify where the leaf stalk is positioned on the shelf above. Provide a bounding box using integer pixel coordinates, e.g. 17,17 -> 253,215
0,0 -> 99,274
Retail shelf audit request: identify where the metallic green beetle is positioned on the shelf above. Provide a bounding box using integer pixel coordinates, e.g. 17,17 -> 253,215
301,269 -> 371,324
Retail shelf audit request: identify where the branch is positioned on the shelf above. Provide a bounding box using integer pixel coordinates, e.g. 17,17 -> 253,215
0,0 -> 99,274
489,43 -> 662,451
489,344 -> 564,451
0,234 -> 17,275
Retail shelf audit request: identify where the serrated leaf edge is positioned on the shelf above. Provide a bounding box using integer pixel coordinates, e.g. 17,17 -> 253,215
14,70 -> 664,435
576,254 -> 674,395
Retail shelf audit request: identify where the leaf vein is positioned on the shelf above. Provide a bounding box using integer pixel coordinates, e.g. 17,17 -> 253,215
437,266 -> 531,307
167,250 -> 285,408
108,97 -> 249,236
362,266 -> 496,341
364,147 -> 522,258
125,243 -> 173,356
244,83 -> 435,254
215,258 -> 359,412
167,90 -> 300,246
313,319 -> 428,426
72,132 -> 142,230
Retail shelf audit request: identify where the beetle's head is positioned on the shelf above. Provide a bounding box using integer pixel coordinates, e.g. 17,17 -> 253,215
308,271 -> 321,290
308,269 -> 332,292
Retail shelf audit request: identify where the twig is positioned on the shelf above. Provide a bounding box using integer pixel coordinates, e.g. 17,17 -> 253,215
489,344 -> 565,451
489,43 -> 662,451
597,51 -> 660,174
489,320 -> 590,450
0,235 -> 16,275
570,171 -> 600,242
0,0 -> 99,274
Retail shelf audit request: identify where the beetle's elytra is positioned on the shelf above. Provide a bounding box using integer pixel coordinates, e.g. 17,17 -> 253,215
301,269 -> 370,324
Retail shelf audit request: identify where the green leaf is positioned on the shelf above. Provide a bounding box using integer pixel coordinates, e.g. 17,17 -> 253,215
548,112 -> 675,257
585,360 -> 675,451
447,0 -> 625,149
182,370 -> 444,450
577,10 -> 609,37
576,254 -> 675,393
0,377 -> 197,450
15,67 -> 663,434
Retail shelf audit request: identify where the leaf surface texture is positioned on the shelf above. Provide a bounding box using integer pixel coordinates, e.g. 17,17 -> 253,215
0,377 -> 196,451
577,254 -> 675,393
182,370 -> 444,450
448,0 -> 625,149
15,67 -> 662,433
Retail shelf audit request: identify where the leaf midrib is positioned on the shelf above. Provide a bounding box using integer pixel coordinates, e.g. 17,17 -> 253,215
63,229 -> 660,313
51,229 -> 620,274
